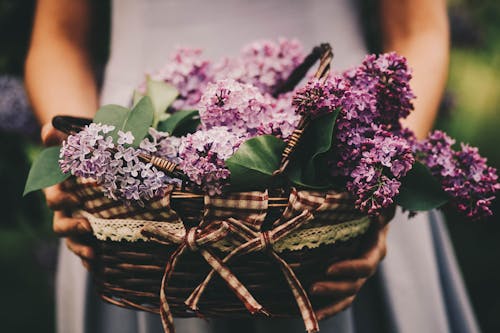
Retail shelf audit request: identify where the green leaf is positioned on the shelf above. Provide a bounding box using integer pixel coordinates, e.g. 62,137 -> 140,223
395,161 -> 449,211
132,90 -> 144,107
157,110 -> 200,135
225,135 -> 286,190
24,147 -> 70,196
287,109 -> 340,188
147,78 -> 179,127
93,97 -> 154,147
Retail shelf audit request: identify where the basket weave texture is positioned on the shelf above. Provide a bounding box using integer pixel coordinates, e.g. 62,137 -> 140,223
67,177 -> 371,333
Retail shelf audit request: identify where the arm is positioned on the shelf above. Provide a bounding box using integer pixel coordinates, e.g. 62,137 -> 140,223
312,0 -> 449,319
26,0 -> 98,143
25,0 -> 98,263
381,0 -> 450,139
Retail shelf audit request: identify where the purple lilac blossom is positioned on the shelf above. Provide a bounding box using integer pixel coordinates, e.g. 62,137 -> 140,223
177,127 -> 246,196
416,130 -> 499,220
344,131 -> 415,215
343,52 -> 415,130
292,76 -> 349,119
0,76 -> 38,136
213,38 -> 304,95
198,79 -> 269,135
149,48 -> 213,109
315,55 -> 417,215
59,124 -> 179,205
257,92 -> 300,139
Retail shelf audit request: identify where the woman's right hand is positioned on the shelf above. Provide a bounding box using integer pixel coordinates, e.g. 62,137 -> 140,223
42,123 -> 94,269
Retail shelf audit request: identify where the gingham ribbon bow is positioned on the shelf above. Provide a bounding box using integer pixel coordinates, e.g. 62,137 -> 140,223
141,220 -> 269,333
142,209 -> 320,333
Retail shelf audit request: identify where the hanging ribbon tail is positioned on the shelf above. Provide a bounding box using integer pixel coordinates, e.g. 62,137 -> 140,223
186,211 -> 314,317
141,225 -> 185,245
159,243 -> 188,333
185,236 -> 261,313
269,250 -> 319,333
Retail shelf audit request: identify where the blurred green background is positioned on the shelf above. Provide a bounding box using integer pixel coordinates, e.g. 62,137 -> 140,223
0,0 -> 498,332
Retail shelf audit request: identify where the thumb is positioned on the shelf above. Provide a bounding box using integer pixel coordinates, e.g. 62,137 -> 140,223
41,123 -> 67,146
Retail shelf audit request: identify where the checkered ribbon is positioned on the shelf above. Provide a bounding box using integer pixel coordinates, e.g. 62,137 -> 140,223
141,209 -> 320,333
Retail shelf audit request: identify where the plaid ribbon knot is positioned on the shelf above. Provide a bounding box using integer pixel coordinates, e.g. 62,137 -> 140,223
141,220 -> 269,333
142,209 -> 320,333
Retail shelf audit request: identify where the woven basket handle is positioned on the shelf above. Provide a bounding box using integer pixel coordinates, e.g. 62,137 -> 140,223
273,43 -> 334,176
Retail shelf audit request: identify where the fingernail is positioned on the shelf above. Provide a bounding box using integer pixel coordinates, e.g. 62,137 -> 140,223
78,221 -> 92,233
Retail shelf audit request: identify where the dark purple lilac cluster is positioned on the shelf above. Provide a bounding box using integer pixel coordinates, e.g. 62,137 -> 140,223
293,53 -> 417,215
415,131 -> 499,220
343,52 -> 415,131
59,124 -> 180,205
292,77 -> 347,119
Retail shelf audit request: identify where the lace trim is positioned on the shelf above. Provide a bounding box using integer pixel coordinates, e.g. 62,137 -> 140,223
79,210 -> 370,252
78,210 -> 185,243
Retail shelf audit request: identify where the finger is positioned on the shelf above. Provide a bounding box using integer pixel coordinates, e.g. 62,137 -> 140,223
41,123 -> 67,146
310,279 -> 364,297
81,258 -> 92,271
316,295 -> 356,321
44,184 -> 80,210
326,226 -> 388,279
326,259 -> 376,279
66,237 -> 94,260
53,211 -> 92,236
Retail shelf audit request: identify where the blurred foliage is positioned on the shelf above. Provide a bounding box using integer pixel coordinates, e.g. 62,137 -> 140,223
0,0 -> 499,332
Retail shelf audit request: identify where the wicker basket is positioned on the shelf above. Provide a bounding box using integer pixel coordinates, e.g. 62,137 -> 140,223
55,44 -> 373,333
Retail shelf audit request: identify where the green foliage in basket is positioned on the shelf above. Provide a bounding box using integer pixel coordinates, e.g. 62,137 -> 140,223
133,78 -> 179,127
225,135 -> 286,190
157,109 -> 200,136
396,162 -> 449,211
93,96 -> 154,147
23,146 -> 69,195
287,110 -> 340,190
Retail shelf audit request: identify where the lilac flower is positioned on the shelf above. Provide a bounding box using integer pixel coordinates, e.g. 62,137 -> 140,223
59,124 -> 179,205
139,128 -> 182,163
341,131 -> 414,215
292,77 -> 348,119
258,92 -> 300,139
178,127 -> 246,195
343,52 -> 415,129
416,130 -> 499,220
214,38 -> 304,94
149,48 -> 213,109
117,131 -> 134,145
198,79 -> 269,135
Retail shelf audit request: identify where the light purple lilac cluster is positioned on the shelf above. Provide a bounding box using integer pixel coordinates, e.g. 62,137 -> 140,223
177,126 -> 246,196
343,52 -> 415,131
294,53 -> 416,215
150,48 -> 213,109
415,131 -> 499,220
198,79 -> 299,139
59,124 -> 180,205
215,38 -> 304,94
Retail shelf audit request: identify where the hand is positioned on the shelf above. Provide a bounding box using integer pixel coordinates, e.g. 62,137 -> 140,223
310,212 -> 392,321
42,123 -> 94,269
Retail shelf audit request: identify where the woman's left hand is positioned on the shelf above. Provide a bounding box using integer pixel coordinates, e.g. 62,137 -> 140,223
310,212 -> 392,320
